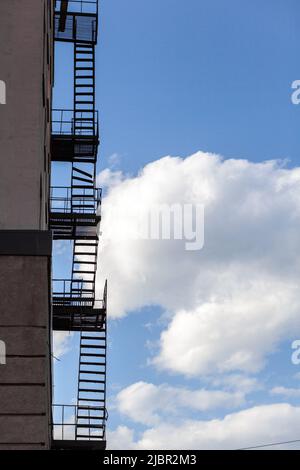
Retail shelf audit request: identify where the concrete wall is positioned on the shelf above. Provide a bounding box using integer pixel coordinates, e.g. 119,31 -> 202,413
0,0 -> 53,450
0,0 -> 53,230
0,256 -> 52,449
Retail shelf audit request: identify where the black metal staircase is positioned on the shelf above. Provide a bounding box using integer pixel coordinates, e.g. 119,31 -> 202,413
51,0 -> 107,450
54,1 -> 98,44
76,319 -> 107,440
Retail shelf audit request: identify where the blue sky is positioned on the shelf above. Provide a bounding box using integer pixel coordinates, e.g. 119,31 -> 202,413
52,0 -> 300,449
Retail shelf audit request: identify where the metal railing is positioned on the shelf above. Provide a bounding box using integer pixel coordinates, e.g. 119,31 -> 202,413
52,404 -> 106,441
52,279 -> 107,310
52,109 -> 98,137
50,186 -> 102,215
55,0 -> 98,15
54,1 -> 98,43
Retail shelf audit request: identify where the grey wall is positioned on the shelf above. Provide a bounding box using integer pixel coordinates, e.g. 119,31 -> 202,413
0,256 -> 52,449
0,0 -> 53,450
0,0 -> 53,230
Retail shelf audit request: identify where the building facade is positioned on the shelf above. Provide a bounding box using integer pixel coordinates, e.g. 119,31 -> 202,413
0,0 -> 107,450
0,0 -> 53,450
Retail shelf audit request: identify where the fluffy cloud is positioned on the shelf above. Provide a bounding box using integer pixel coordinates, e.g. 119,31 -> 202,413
97,151 -> 300,376
115,381 -> 246,426
53,331 -> 74,358
153,280 -> 300,375
108,426 -> 136,450
108,403 -> 300,450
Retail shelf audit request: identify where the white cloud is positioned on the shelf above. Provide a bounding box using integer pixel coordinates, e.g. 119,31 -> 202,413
97,151 -> 300,376
271,386 -> 300,398
97,168 -> 124,190
153,280 -> 300,375
53,331 -> 74,358
210,374 -> 261,394
107,426 -> 136,450
115,381 -> 246,426
108,403 -> 300,450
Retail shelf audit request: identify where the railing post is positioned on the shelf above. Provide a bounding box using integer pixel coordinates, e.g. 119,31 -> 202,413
62,405 -> 64,440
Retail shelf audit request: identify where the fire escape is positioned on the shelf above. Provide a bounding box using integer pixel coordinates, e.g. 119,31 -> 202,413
50,0 -> 107,450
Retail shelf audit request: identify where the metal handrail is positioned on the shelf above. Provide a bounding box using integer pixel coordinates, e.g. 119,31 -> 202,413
55,0 -> 98,15
50,186 -> 102,214
52,109 -> 99,136
52,403 -> 105,441
52,279 -> 107,309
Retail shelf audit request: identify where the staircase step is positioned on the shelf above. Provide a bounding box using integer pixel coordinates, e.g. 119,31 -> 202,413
75,261 -> 97,265
78,405 -> 105,410
81,335 -> 104,339
80,362 -> 106,367
79,379 -> 106,384
77,416 -> 104,420
78,398 -> 105,402
71,185 -> 96,189
75,76 -> 94,80
75,243 -> 98,246
81,353 -> 105,357
75,66 -> 94,70
76,423 -> 104,429
73,167 -> 93,177
79,370 -> 105,375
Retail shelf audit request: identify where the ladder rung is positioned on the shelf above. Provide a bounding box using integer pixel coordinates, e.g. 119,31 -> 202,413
80,362 -> 106,366
76,261 -> 97,265
79,388 -> 104,393
77,416 -> 104,420
78,398 -> 105,402
81,336 -> 104,341
81,344 -> 105,348
75,243 -> 98,246
73,167 -> 93,177
76,424 -> 104,429
80,353 -> 105,357
79,379 -> 106,384
78,406 -> 105,410
79,370 -> 105,375
75,76 -> 94,80
71,185 -> 95,189
72,271 -> 95,275
75,66 -> 94,70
